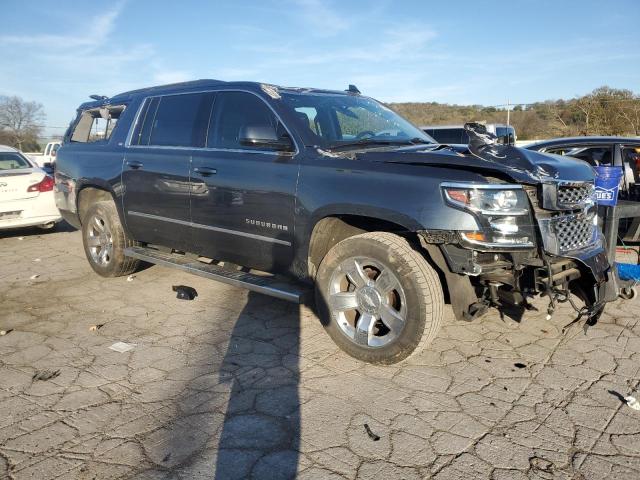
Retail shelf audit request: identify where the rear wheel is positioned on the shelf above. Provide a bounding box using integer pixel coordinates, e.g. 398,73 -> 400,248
81,200 -> 139,277
315,232 -> 444,364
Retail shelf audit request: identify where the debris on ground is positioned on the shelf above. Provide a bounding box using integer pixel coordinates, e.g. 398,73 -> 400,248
30,274 -> 40,280
0,329 -> 14,336
18,236 -> 24,240
364,423 -> 380,441
625,395 -> 640,411
33,369 -> 60,381
109,341 -> 137,353
529,456 -> 554,473
608,389 -> 640,410
33,258 -> 41,262
89,324 -> 105,332
127,274 -> 135,282
514,362 -> 527,369
172,285 -> 198,300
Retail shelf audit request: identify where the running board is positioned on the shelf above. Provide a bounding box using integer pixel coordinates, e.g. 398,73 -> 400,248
124,246 -> 309,303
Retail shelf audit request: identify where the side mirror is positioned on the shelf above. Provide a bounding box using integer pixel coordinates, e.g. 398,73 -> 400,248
239,125 -> 294,152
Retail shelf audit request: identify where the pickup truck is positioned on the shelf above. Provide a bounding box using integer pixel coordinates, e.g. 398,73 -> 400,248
29,141 -> 61,170
54,80 -> 615,364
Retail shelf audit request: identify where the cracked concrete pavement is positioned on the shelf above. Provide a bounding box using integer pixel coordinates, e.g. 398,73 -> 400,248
1,225 -> 640,479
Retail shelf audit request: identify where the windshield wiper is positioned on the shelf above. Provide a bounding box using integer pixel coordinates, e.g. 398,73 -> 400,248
328,139 -> 413,151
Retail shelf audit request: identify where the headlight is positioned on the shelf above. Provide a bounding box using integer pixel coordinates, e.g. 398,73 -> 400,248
442,183 -> 535,249
444,186 -> 529,215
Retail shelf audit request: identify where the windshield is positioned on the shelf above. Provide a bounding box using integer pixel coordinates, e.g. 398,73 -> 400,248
0,152 -> 32,170
280,92 -> 435,149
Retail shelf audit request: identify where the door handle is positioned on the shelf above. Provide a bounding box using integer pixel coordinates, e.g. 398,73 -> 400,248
127,160 -> 144,169
194,166 -> 217,177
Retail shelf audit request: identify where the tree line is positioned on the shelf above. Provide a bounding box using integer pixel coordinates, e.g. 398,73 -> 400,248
0,96 -> 45,151
389,86 -> 640,141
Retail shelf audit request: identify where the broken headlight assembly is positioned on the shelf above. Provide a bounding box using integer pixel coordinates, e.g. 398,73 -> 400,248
441,182 -> 536,250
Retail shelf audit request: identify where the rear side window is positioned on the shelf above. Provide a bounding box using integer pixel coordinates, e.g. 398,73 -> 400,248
70,105 -> 126,143
208,92 -> 278,149
132,93 -> 214,148
0,152 -> 31,170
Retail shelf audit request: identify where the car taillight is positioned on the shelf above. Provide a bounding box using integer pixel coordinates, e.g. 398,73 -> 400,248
27,176 -> 55,193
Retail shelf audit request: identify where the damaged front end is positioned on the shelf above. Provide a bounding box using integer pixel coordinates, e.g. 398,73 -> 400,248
420,123 -> 615,327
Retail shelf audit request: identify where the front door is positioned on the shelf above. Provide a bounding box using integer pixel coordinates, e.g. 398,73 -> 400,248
190,91 -> 298,273
122,92 -> 214,251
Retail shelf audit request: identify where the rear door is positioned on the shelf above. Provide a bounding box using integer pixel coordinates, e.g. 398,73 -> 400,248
190,91 -> 298,272
123,92 -> 214,251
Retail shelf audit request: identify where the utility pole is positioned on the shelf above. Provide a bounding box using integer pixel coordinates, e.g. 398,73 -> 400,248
506,99 -> 510,126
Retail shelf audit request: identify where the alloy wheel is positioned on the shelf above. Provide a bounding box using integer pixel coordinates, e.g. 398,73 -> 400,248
328,256 -> 407,348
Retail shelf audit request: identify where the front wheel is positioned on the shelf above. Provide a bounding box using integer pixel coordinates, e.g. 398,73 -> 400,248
81,200 -> 139,277
315,232 -> 444,364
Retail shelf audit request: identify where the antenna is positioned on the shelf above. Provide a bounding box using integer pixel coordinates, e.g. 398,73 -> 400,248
89,95 -> 108,101
346,84 -> 361,94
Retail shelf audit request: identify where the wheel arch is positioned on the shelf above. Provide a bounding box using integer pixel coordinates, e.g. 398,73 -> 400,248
306,211 -> 420,279
76,182 -> 121,226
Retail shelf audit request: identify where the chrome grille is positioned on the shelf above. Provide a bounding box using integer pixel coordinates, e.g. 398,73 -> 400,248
553,212 -> 596,253
557,183 -> 594,208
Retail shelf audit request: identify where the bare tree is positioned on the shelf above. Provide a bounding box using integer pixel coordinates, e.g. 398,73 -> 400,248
618,97 -> 640,136
0,95 -> 45,150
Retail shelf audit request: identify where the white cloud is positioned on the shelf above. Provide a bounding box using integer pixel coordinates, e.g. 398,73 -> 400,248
0,2 -> 123,50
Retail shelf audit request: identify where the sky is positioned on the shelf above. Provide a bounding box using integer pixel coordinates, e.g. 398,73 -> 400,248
1,0 -> 639,137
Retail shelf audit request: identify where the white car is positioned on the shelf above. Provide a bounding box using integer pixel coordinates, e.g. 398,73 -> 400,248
0,145 -> 61,230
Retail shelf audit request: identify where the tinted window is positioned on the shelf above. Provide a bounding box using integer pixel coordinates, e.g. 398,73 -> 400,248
132,97 -> 159,146
429,128 -> 467,144
208,92 -> 278,149
147,93 -> 214,147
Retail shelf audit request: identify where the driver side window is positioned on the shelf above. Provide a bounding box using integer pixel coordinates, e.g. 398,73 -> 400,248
207,92 -> 279,150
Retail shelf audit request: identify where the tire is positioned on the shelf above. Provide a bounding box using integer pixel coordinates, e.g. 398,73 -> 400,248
315,232 -> 444,364
81,200 -> 140,277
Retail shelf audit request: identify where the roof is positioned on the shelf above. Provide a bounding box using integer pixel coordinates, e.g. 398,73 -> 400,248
0,144 -> 19,153
527,136 -> 640,149
421,123 -> 513,130
77,79 -> 356,111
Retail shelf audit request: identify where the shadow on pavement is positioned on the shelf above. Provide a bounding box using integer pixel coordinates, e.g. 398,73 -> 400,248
213,291 -> 301,479
0,220 -> 76,239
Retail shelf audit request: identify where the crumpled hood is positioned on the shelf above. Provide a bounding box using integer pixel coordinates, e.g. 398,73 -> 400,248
356,144 -> 595,184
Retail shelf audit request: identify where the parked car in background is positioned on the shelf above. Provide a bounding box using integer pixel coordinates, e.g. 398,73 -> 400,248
29,141 -> 62,170
0,145 -> 61,231
526,137 -> 640,241
42,141 -> 61,167
422,124 -> 516,145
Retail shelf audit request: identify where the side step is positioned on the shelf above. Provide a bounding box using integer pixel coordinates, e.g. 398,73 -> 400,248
124,246 -> 310,303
